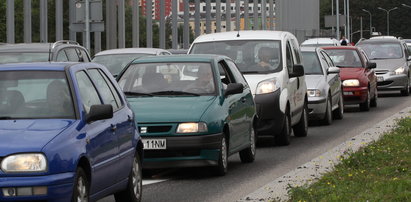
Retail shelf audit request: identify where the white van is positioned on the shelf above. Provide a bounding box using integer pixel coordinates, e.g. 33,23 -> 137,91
189,31 -> 308,146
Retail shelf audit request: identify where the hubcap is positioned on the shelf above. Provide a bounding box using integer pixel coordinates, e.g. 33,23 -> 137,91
132,157 -> 142,199
76,176 -> 87,202
221,138 -> 227,169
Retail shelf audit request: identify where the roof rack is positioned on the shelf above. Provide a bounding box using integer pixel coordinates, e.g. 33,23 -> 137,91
52,40 -> 80,49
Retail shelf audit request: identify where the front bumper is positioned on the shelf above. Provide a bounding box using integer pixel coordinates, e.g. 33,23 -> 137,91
254,90 -> 285,137
376,73 -> 409,91
307,96 -> 327,120
0,172 -> 75,202
142,133 -> 223,169
342,86 -> 368,105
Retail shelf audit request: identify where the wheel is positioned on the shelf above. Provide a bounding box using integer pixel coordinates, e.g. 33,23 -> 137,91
321,97 -> 332,125
370,89 -> 378,107
72,168 -> 89,202
359,90 -> 370,111
214,136 -> 228,176
275,108 -> 291,146
114,153 -> 142,202
239,126 -> 256,163
400,81 -> 410,96
333,92 -> 344,120
293,103 -> 308,137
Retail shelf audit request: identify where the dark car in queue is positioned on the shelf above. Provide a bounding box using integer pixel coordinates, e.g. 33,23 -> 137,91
323,46 -> 378,111
117,55 -> 257,176
357,38 -> 411,96
0,63 -> 143,202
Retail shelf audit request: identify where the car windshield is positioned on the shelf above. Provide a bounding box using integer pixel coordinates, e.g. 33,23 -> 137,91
323,49 -> 362,67
190,40 -> 282,74
118,62 -> 216,96
0,71 -> 75,119
301,52 -> 323,75
357,42 -> 403,59
92,53 -> 152,76
0,52 -> 49,64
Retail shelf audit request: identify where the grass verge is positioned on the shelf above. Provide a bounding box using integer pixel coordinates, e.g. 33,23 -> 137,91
288,116 -> 411,202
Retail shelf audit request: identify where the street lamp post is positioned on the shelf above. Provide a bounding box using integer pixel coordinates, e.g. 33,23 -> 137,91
362,9 -> 372,36
377,7 -> 398,36
402,3 -> 411,9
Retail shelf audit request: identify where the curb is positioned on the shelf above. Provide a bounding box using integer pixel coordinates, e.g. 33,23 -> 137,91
238,106 -> 411,202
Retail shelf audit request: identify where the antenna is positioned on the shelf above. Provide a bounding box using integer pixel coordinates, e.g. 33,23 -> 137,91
48,43 -> 52,62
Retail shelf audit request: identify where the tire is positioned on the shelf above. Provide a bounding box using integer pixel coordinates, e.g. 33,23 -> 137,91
275,108 -> 291,146
239,126 -> 256,163
359,90 -> 370,111
370,89 -> 378,107
72,168 -> 89,202
321,97 -> 332,125
214,136 -> 228,176
114,153 -> 143,202
293,103 -> 308,137
400,82 -> 410,96
333,92 -> 344,120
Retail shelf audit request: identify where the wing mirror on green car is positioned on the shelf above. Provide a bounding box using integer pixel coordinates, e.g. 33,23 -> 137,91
224,83 -> 244,97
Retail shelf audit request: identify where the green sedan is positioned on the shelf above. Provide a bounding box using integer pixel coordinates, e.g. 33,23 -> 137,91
117,55 -> 257,176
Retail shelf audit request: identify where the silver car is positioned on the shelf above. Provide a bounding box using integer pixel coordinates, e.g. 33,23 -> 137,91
357,38 -> 411,96
301,47 -> 344,125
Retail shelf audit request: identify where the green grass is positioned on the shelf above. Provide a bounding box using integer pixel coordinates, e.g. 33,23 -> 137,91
288,116 -> 411,202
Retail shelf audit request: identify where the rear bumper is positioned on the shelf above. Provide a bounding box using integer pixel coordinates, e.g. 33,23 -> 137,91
142,133 -> 222,169
342,86 -> 368,105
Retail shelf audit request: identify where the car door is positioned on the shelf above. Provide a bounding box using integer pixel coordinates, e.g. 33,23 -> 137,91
360,50 -> 377,96
321,51 -> 340,105
218,60 -> 244,153
285,40 -> 303,125
87,68 -> 135,182
74,70 -> 119,193
225,59 -> 254,148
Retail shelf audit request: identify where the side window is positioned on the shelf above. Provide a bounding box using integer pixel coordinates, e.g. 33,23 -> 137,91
88,69 -> 120,111
65,48 -> 80,62
218,61 -> 235,86
321,52 -> 334,67
291,39 -> 301,64
286,42 -> 294,74
56,51 -> 69,62
318,54 -> 329,74
75,71 -> 102,113
226,60 -> 248,87
99,69 -> 124,108
79,49 -> 90,62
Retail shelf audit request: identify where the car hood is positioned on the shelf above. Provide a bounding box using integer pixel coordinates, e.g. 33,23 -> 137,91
0,119 -> 75,156
370,58 -> 405,71
305,75 -> 325,89
339,67 -> 366,80
127,96 -> 217,123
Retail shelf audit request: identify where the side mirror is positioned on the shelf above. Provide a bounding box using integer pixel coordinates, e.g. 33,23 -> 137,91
224,83 -> 243,97
86,104 -> 113,123
327,66 -> 340,74
366,62 -> 377,69
289,64 -> 305,78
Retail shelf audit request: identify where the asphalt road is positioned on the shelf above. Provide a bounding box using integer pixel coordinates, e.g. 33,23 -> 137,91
100,91 -> 411,202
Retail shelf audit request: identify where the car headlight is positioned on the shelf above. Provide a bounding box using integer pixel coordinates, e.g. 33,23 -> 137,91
1,153 -> 47,173
176,122 -> 208,133
342,79 -> 360,87
390,66 -> 405,75
256,79 -> 279,94
307,89 -> 321,97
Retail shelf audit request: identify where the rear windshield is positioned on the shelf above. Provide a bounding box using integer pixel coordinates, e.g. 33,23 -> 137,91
0,52 -> 49,64
190,40 -> 282,74
0,71 -> 75,119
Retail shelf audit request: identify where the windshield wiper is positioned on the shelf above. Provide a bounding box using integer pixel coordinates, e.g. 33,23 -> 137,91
124,91 -> 153,97
151,91 -> 200,96
0,116 -> 13,120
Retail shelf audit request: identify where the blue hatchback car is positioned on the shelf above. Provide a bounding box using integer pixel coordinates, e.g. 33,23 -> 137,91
0,63 -> 143,202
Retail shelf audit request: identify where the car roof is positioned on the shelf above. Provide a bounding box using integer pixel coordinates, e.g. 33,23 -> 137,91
0,62 -> 77,71
94,48 -> 170,56
192,30 -> 291,43
131,54 -> 227,64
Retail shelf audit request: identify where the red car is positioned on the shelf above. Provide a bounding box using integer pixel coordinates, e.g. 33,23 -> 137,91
323,46 -> 378,111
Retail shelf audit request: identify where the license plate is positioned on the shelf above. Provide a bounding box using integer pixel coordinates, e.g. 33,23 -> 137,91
143,139 -> 166,150
377,76 -> 384,82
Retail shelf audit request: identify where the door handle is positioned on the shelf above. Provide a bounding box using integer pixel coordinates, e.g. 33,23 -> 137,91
111,124 -> 117,132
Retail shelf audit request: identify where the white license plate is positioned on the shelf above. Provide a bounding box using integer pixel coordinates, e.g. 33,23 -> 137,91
143,139 -> 166,150
377,76 -> 384,82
